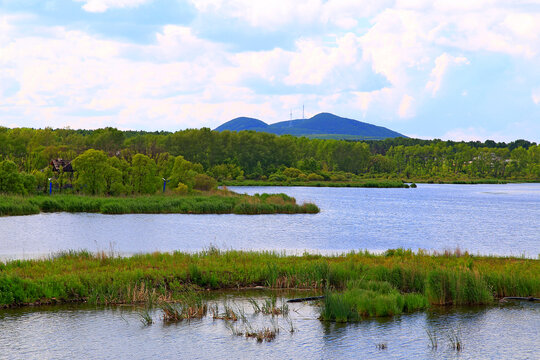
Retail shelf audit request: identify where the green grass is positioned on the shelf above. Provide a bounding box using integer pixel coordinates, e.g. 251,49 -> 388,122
0,196 -> 40,216
0,191 -> 319,216
0,249 -> 538,315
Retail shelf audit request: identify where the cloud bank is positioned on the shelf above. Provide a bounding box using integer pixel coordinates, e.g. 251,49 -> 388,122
0,0 -> 539,141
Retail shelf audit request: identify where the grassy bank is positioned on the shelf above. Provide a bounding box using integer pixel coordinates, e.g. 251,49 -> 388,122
222,180 -> 411,188
1,249 -> 538,317
222,178 -> 539,187
0,191 -> 319,216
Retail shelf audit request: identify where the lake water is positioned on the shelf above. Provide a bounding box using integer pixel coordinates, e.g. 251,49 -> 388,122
0,292 -> 538,360
1,184 -> 539,359
0,183 -> 538,259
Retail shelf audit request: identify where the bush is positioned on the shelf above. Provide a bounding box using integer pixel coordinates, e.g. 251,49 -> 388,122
193,174 -> 217,191
174,182 -> 189,195
282,167 -> 303,178
330,174 -> 346,181
307,173 -> 324,181
268,173 -> 287,182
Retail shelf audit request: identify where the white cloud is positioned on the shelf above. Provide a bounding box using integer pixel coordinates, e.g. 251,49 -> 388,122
398,94 -> 415,118
440,127 -> 509,142
425,53 -> 469,96
75,0 -> 152,13
533,88 -> 540,105
285,33 -> 360,86
189,0 -> 322,29
189,0 -> 393,30
2,0 -> 539,138
0,20 -> 232,129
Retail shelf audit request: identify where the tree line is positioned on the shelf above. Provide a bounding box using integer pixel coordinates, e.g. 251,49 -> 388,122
0,126 -> 538,195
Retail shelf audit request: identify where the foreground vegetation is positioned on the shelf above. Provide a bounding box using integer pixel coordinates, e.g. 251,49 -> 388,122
0,191 -> 319,216
1,249 -> 538,321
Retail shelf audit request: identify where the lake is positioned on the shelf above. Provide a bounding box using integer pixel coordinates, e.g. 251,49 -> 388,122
0,292 -> 538,360
1,183 -> 539,359
1,183 -> 538,259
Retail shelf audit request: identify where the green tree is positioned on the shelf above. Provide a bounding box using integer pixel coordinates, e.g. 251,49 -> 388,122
72,149 -> 108,195
130,153 -> 159,194
0,160 -> 25,194
170,155 -> 203,189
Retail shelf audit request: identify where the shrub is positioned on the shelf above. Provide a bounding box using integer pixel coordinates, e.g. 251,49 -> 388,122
330,174 -> 346,181
282,167 -> 303,178
268,173 -> 287,182
307,173 -> 324,181
193,174 -> 217,191
174,182 -> 189,195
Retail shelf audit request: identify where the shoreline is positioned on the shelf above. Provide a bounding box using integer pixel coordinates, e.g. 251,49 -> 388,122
222,179 -> 539,187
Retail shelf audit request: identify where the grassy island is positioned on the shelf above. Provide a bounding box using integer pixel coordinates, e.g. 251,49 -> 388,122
1,249 -> 538,321
0,190 -> 319,216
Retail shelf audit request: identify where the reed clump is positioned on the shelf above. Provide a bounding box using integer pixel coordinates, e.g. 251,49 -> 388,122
245,327 -> 278,343
319,279 -> 429,322
159,295 -> 208,322
249,295 -> 289,316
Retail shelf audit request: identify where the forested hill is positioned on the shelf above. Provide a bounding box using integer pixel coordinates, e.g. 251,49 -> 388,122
215,112 -> 406,140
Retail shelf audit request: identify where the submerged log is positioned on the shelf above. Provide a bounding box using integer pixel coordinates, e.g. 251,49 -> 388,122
499,296 -> 540,303
286,295 -> 325,303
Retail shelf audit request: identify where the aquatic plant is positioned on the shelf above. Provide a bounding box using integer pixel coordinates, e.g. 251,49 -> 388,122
447,327 -> 463,351
138,308 -> 153,326
245,327 -> 278,343
426,328 -> 438,350
260,295 -> 289,316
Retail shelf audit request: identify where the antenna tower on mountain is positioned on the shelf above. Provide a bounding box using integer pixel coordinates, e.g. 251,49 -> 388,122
302,104 -> 305,119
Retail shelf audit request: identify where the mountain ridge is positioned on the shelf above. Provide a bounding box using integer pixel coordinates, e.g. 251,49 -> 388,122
214,112 -> 406,140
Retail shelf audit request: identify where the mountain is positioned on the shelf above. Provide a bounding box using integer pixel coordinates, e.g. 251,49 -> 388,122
214,112 -> 406,140
214,117 -> 268,132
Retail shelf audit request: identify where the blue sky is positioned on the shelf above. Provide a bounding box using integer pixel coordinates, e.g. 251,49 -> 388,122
1,0 -> 539,141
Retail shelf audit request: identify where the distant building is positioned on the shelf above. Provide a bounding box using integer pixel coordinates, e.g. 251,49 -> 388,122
50,159 -> 73,172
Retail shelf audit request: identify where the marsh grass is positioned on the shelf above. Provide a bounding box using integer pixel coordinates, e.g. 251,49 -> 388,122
211,302 -> 246,322
138,308 -> 153,326
0,193 -> 319,216
0,196 -> 40,216
159,296 -> 208,322
261,295 -> 289,316
320,278 -> 430,321
245,327 -> 278,343
224,320 -> 279,343
0,249 -> 538,316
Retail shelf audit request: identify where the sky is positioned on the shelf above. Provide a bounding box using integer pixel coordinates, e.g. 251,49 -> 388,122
1,0 -> 539,141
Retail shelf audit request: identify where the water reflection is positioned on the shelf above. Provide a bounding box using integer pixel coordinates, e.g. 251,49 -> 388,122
0,296 -> 538,360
